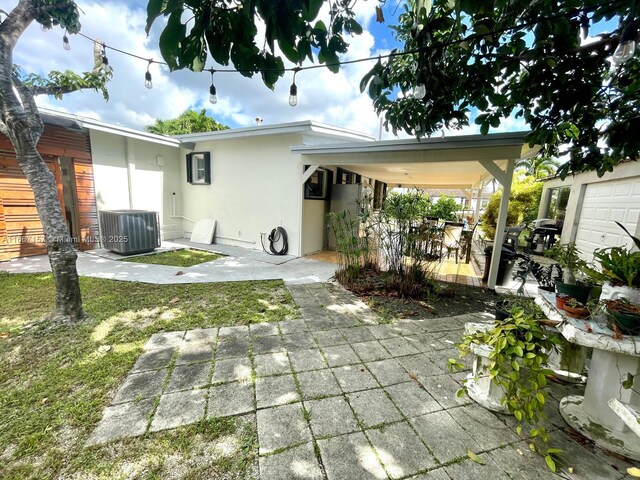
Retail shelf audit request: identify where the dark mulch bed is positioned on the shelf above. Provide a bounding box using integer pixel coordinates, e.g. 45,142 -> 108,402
341,270 -> 499,321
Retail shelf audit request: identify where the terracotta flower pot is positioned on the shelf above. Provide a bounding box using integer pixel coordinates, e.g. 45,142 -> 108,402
555,294 -> 572,311
563,304 -> 589,319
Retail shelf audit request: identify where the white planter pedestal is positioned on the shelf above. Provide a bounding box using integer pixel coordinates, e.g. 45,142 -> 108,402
555,317 -> 640,461
464,323 -> 508,413
535,295 -> 588,384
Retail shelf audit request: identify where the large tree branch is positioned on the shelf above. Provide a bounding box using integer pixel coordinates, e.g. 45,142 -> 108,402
31,85 -> 82,96
0,0 -> 35,50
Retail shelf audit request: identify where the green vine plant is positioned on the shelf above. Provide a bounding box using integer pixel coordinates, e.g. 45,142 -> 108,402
449,308 -> 563,472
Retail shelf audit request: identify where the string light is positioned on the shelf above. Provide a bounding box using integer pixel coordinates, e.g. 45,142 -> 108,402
612,21 -> 638,65
101,44 -> 109,66
413,84 -> 426,100
289,67 -> 301,107
144,60 -> 153,89
63,30 -> 71,50
53,0 -> 626,96
208,69 -> 217,104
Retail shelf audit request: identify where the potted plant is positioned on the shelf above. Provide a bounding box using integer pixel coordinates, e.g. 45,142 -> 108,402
545,243 -> 598,303
495,295 -> 546,321
604,298 -> 640,336
512,255 -> 563,295
582,222 -> 640,304
449,308 -> 562,469
563,298 -> 589,319
555,293 -> 572,311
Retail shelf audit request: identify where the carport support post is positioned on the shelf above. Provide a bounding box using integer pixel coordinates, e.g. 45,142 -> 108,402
473,181 -> 484,223
483,159 -> 515,289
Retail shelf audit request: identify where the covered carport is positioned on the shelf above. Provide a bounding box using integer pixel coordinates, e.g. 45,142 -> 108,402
292,132 -> 538,290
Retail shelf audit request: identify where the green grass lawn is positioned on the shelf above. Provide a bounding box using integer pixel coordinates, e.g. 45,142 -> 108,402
0,272 -> 297,480
121,249 -> 224,267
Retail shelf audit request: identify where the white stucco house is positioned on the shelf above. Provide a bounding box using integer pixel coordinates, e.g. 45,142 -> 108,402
1,109 -> 542,288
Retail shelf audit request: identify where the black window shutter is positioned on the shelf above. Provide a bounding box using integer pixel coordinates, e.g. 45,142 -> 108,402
204,153 -> 211,184
186,154 -> 193,183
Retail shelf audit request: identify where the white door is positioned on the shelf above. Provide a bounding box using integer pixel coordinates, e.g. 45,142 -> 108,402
574,176 -> 640,262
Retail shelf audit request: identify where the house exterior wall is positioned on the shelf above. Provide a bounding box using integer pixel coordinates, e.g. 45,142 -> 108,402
89,130 -> 182,241
538,161 -> 640,244
179,134 -> 304,255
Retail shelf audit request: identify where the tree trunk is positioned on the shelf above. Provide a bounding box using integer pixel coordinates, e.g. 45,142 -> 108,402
0,5 -> 84,323
15,139 -> 85,322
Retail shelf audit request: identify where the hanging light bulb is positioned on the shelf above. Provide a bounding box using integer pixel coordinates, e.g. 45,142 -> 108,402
208,69 -> 217,104
63,31 -> 71,50
289,84 -> 298,107
613,22 -> 638,65
144,60 -> 153,89
40,23 -> 51,32
289,68 -> 301,107
414,83 -> 426,100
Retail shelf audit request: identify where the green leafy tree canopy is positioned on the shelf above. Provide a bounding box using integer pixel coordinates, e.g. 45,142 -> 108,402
145,109 -> 228,135
146,0 -> 364,87
361,0 -> 639,178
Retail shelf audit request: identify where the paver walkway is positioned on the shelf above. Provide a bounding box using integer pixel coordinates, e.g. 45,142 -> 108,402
88,283 -> 634,479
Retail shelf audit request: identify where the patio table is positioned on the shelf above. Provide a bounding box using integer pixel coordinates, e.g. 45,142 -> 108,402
538,291 -> 640,460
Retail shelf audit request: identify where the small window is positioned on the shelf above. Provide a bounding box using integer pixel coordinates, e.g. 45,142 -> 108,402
186,152 -> 211,185
336,167 -> 361,185
305,168 -> 329,199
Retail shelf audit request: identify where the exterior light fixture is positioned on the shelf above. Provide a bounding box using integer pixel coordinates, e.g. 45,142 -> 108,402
613,22 -> 638,65
209,70 -> 217,104
289,67 -> 301,107
414,83 -> 426,100
144,60 -> 153,89
63,31 -> 71,50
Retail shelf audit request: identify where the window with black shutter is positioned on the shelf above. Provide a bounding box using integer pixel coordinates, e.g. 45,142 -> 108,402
186,152 -> 211,185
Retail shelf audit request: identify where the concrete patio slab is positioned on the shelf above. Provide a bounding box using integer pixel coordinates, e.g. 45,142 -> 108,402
385,382 -> 442,418
175,342 -> 214,365
281,333 -> 317,351
112,369 -> 167,404
255,374 -> 299,408
212,357 -> 252,384
86,397 -> 155,446
322,344 -> 360,367
366,421 -> 437,479
145,331 -> 185,350
215,336 -> 250,359
332,364 -> 379,393
257,403 -> 312,455
131,347 -> 175,372
250,322 -> 280,337
208,381 -> 254,418
150,389 -> 207,432
296,369 -> 342,400
259,442 -> 323,480
252,335 -> 284,355
347,388 -> 403,428
183,327 -> 218,345
317,432 -> 387,480
165,362 -> 212,393
305,396 -> 359,438
365,358 -> 411,387
351,340 -> 392,362
254,352 -> 291,377
288,348 -> 327,372
410,410 -> 482,464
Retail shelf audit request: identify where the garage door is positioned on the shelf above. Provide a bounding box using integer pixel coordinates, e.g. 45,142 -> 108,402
575,176 -> 640,262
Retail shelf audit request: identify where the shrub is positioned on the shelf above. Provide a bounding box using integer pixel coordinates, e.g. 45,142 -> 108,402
481,175 -> 543,238
428,195 -> 459,220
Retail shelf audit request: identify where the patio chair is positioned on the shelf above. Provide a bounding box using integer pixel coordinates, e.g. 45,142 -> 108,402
442,222 -> 465,263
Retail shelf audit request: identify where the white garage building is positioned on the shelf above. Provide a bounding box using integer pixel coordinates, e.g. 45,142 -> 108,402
537,161 -> 640,261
